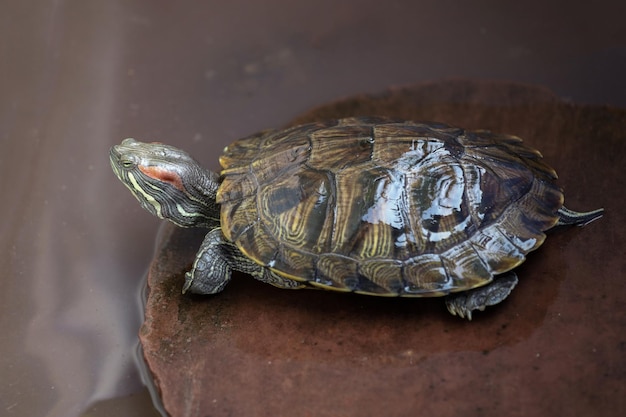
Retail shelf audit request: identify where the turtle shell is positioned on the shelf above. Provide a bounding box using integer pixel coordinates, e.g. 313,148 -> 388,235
216,117 -> 564,296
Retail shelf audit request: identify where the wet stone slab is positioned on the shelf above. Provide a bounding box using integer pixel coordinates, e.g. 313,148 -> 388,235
139,80 -> 626,417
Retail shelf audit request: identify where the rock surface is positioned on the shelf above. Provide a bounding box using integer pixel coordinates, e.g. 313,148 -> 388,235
139,80 -> 625,417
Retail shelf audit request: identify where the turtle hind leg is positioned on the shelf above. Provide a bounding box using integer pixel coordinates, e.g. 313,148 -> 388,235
445,272 -> 519,320
556,206 -> 604,227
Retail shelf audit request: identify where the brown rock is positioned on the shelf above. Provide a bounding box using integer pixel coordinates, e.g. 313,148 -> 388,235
139,80 -> 626,417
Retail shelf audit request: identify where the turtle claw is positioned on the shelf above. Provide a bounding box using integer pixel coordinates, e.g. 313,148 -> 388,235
447,303 -> 472,321
446,301 -> 480,321
445,272 -> 518,320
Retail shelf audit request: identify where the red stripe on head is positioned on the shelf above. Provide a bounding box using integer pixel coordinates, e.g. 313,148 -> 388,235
139,165 -> 185,191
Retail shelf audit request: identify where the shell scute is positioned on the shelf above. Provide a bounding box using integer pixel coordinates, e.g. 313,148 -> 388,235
216,166 -> 257,203
402,254 -> 450,294
439,240 -> 492,285
470,224 -> 526,272
272,245 -> 316,282
219,130 -> 268,169
308,125 -> 374,171
314,254 -> 358,291
260,169 -> 334,252
233,222 -> 279,268
358,259 -> 404,295
219,194 -> 257,243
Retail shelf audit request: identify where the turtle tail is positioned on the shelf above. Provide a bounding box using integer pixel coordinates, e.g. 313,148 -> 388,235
556,206 -> 604,227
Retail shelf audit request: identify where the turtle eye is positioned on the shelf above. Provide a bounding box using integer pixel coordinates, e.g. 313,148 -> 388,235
120,156 -> 136,169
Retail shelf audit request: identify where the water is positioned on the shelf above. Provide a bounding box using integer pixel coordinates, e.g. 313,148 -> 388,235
0,1 -> 623,416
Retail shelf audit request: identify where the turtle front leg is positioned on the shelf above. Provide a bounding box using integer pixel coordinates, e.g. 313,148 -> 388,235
183,228 -> 305,294
183,228 -> 234,294
445,272 -> 519,320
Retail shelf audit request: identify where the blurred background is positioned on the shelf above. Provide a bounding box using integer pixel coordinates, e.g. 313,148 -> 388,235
0,1 -> 624,416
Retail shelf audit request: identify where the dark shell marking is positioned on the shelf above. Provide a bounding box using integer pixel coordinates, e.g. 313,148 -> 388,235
216,117 -> 563,296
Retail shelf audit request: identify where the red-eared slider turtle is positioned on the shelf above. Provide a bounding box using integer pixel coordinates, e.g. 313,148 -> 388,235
110,117 -> 603,319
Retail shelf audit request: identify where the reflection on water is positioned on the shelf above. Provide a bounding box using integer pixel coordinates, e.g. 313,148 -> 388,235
1,2 -> 154,415
132,345 -> 167,417
22,200 -> 152,415
79,388 -> 161,417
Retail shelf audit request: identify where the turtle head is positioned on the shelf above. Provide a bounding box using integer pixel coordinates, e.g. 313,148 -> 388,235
110,138 -> 220,228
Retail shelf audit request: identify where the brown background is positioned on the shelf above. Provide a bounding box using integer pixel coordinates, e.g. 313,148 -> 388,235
0,1 -> 624,416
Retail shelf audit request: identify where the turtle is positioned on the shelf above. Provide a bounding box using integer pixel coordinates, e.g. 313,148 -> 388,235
110,117 -> 603,319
